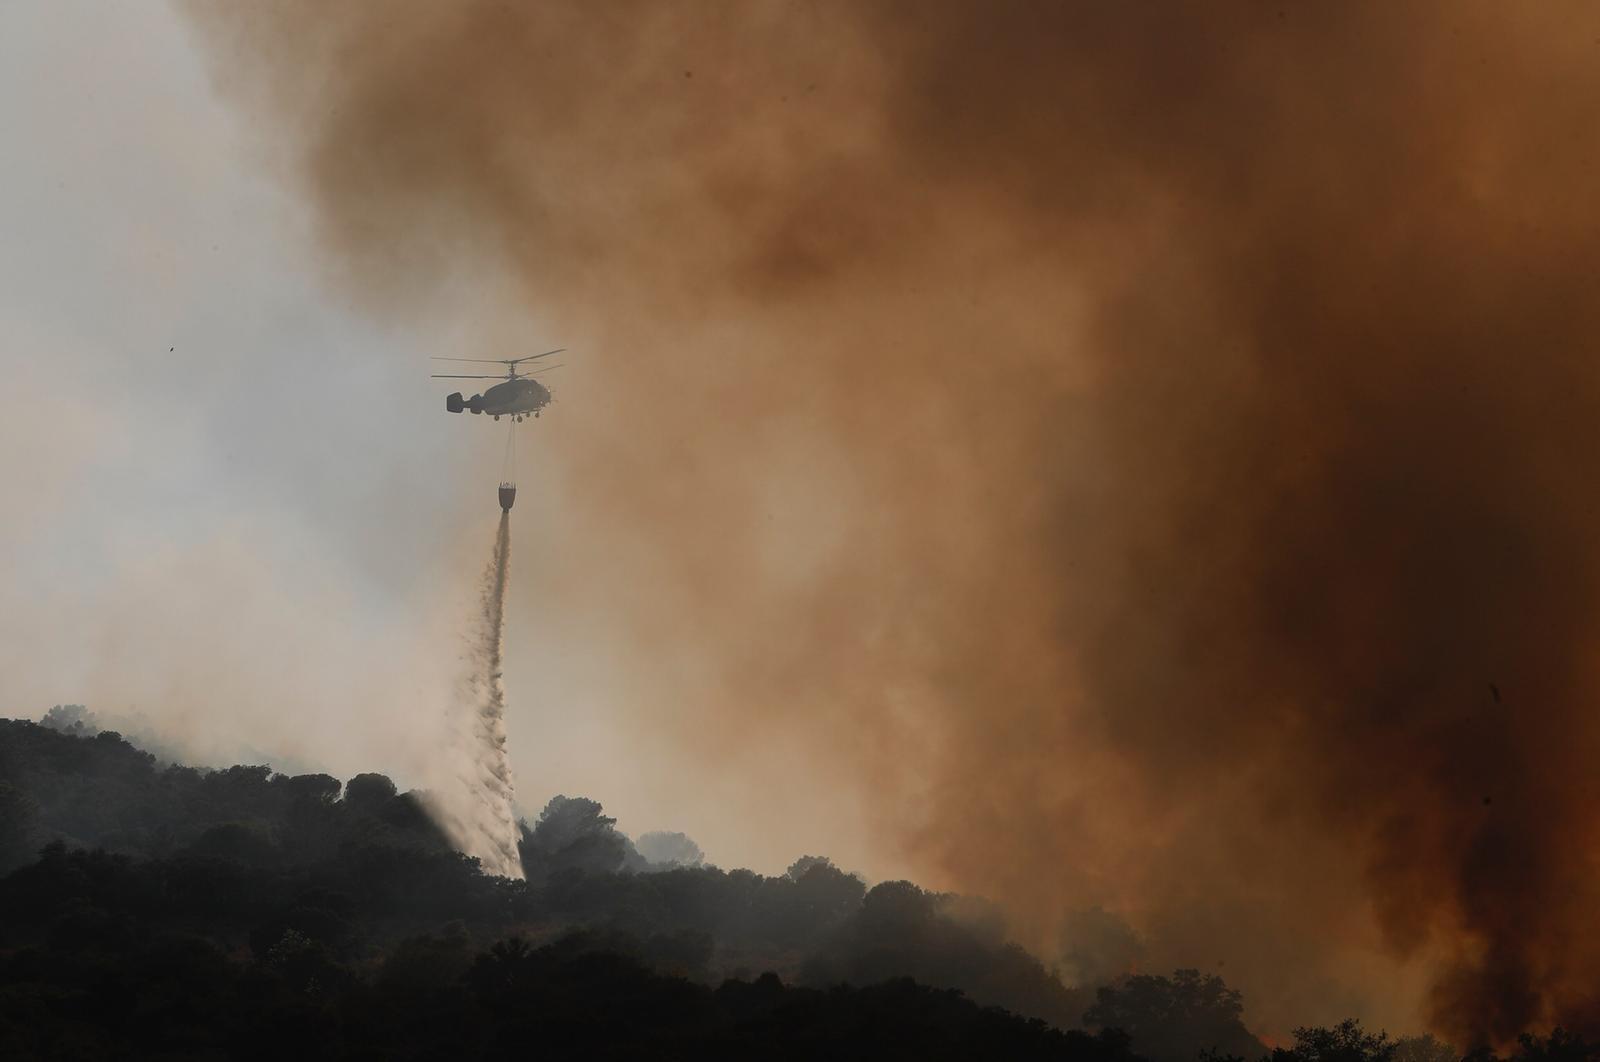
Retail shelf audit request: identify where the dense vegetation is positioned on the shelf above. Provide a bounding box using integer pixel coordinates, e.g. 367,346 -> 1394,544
0,715 -> 1593,1061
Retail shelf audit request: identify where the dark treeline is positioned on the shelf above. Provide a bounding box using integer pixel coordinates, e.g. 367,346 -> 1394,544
0,716 -> 1594,1061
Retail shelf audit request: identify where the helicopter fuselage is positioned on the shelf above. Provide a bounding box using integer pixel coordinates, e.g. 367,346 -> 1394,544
446,378 -> 551,419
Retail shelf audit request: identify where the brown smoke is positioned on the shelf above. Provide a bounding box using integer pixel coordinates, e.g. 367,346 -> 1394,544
183,1 -> 1600,1042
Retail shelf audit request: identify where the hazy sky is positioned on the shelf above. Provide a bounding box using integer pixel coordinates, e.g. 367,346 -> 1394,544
0,1 -> 889,881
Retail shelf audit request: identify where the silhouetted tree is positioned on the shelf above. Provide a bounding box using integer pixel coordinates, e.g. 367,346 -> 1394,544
1504,1029 -> 1600,1062
188,821 -> 279,866
520,794 -> 645,878
0,781 -> 39,873
343,772 -> 398,814
279,772 -> 341,805
637,829 -> 704,868
1393,1034 -> 1458,1062
803,879 -> 1089,1031
1085,969 -> 1266,1062
785,855 -> 867,936
1,716 -> 1580,1060
1273,1020 -> 1396,1062
38,703 -> 99,735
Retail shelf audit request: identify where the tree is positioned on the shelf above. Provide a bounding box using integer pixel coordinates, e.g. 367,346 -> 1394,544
637,830 -> 704,868
344,772 -> 397,815
1393,1035 -> 1458,1062
859,879 -> 939,932
1085,969 -> 1265,1062
786,854 -> 838,881
802,879 -> 1087,1032
1507,1029 -> 1600,1062
788,855 -> 867,929
278,773 -> 341,805
39,704 -> 99,735
521,795 -> 644,877
188,822 -> 279,866
1274,1020 -> 1395,1062
0,781 -> 39,872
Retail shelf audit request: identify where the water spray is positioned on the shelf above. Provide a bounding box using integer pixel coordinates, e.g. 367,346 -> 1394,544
433,420 -> 524,878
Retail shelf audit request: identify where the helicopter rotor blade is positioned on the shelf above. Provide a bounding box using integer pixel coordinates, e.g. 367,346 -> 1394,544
505,348 -> 566,364
430,373 -> 504,379
431,348 -> 566,365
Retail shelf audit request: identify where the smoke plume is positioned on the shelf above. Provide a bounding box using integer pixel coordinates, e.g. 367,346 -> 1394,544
432,513 -> 521,879
184,1 -> 1600,1042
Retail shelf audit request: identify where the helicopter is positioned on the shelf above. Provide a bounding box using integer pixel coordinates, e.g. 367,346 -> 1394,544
432,348 -> 565,422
